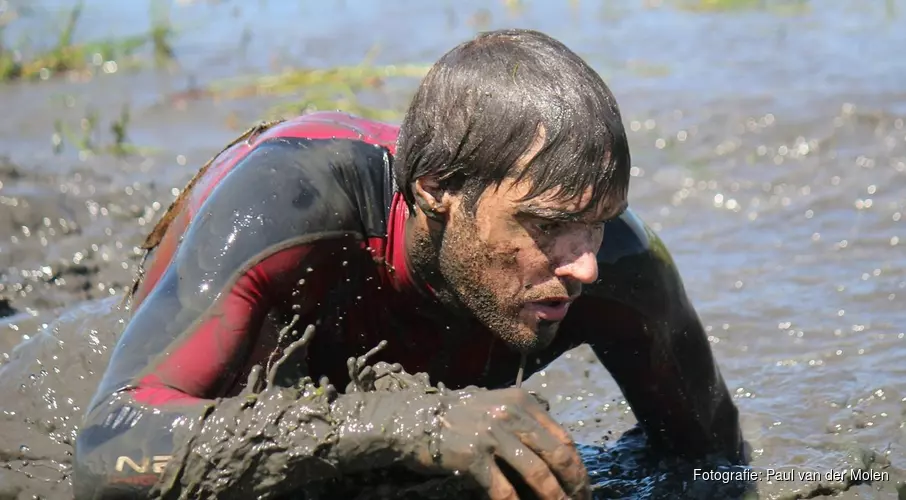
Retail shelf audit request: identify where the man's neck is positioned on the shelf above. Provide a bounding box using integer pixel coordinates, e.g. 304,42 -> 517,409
401,218 -> 444,301
401,216 -> 480,332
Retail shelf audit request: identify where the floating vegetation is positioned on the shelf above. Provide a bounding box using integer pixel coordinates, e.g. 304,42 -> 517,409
674,0 -> 811,13
0,1 -> 175,83
207,49 -> 429,121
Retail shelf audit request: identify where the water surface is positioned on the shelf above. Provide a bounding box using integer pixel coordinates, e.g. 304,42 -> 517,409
1,0 -> 904,498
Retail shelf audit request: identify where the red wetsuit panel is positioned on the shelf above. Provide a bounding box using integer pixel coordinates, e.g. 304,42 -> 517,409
132,245 -> 312,404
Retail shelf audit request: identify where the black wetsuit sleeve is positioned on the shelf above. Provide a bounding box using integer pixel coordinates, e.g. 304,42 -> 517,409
71,139 -> 397,499
570,210 -> 744,463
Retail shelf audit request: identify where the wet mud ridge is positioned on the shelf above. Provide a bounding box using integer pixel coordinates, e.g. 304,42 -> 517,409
150,326 -> 487,500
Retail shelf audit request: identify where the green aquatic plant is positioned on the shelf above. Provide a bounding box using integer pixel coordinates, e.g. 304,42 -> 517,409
149,0 -> 175,67
207,49 -> 429,122
109,104 -> 133,156
52,104 -> 156,157
675,0 -> 810,13
0,1 -> 176,83
678,0 -> 765,10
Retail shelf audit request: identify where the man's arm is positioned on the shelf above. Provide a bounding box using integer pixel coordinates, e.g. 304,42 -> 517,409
568,210 -> 745,463
73,244 -> 323,498
72,139 -> 408,498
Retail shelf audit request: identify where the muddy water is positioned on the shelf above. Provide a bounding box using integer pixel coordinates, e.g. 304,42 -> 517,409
1,0 -> 905,498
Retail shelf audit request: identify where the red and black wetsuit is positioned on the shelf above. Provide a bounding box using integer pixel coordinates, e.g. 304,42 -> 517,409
73,112 -> 742,498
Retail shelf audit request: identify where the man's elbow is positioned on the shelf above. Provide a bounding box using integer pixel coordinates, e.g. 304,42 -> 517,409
71,401 -> 161,499
711,396 -> 747,465
648,398 -> 745,465
73,428 -> 164,499
72,430 -> 111,500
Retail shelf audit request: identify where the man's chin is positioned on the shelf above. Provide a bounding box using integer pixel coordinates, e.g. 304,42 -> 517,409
502,321 -> 561,354
534,319 -> 561,349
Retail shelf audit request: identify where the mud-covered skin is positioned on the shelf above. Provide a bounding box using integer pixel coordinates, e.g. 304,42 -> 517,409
159,340 -> 570,500
147,335 -> 452,499
73,112 -> 743,498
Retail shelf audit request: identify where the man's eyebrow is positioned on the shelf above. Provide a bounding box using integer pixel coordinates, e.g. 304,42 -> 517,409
516,205 -> 584,222
517,200 -> 628,223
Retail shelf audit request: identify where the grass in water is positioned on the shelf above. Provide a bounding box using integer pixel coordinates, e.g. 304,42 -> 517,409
52,104 -> 157,157
0,1 -> 175,83
675,0 -> 810,13
208,48 -> 429,122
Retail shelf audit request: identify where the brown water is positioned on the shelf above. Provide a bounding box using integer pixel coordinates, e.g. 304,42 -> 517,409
1,0 -> 905,498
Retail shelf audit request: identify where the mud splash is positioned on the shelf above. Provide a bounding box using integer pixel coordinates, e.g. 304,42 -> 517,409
148,322 -> 570,499
150,327 -> 466,499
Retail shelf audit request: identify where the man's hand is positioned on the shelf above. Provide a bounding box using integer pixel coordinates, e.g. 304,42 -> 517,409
406,388 -> 591,500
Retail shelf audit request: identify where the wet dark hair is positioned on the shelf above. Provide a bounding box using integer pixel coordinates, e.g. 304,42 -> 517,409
395,28 -> 631,215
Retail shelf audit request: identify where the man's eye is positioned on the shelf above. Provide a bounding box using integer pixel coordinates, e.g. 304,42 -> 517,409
534,221 -> 561,233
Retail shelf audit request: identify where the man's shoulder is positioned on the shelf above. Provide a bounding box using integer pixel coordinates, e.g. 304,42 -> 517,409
596,209 -> 654,265
216,134 -> 393,237
145,112 -> 397,252
596,209 -> 678,270
254,111 -> 400,154
584,209 -> 688,319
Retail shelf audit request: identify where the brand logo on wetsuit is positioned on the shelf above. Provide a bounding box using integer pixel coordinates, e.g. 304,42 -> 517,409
115,455 -> 172,474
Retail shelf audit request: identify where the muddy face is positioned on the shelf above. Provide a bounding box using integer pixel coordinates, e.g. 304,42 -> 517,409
410,176 -> 620,354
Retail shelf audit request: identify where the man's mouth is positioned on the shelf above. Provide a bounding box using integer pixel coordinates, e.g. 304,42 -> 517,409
524,297 -> 573,322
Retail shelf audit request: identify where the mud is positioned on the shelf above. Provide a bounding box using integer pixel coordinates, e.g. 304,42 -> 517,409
151,328 -> 567,499
2,0 -> 906,499
2,297 -> 885,500
0,298 -> 124,499
151,332 -> 445,498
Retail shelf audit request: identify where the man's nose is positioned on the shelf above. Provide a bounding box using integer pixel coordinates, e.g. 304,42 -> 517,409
554,249 -> 599,285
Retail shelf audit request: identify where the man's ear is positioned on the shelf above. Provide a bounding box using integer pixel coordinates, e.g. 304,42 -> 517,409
413,177 -> 447,222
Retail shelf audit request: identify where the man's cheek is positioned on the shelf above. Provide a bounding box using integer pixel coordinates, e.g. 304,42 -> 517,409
483,267 -> 519,295
485,242 -> 522,269
514,250 -> 554,279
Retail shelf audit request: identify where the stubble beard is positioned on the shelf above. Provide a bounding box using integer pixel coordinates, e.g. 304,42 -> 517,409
409,214 -> 558,354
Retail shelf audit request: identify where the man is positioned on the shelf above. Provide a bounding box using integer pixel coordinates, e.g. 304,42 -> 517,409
73,29 -> 744,499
